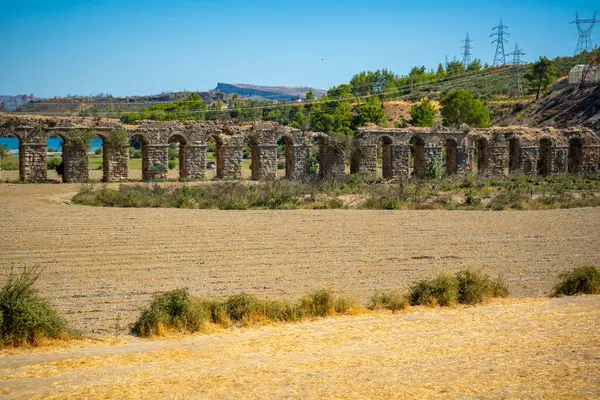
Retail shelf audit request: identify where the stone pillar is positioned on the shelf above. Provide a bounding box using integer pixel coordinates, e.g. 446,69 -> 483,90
62,141 -> 88,183
144,145 -> 168,181
184,145 -> 206,179
487,144 -> 509,177
425,146 -> 443,178
358,143 -> 377,180
392,144 -> 409,181
222,145 -> 243,179
456,146 -> 473,175
583,145 -> 599,172
103,144 -> 128,182
20,143 -> 47,182
552,147 -> 568,174
291,145 -> 310,180
257,145 -> 277,180
519,147 -> 538,175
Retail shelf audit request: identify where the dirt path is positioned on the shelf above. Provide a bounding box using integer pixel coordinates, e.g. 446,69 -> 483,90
1,296 -> 599,399
1,183 -> 600,334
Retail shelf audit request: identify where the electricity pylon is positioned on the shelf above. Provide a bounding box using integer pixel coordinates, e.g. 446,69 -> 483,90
491,19 -> 510,67
571,12 -> 599,55
462,33 -> 473,68
508,43 -> 525,96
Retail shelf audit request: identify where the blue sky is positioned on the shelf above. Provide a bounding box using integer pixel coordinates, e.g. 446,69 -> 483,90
0,0 -> 598,98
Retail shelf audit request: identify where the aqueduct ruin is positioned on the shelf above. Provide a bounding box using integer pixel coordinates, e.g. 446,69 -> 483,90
0,114 -> 598,182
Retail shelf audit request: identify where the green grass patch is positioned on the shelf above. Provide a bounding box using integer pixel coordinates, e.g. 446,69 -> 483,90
553,266 -> 600,296
0,267 -> 71,347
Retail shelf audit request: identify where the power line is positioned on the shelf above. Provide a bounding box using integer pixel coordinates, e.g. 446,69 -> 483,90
11,67 -> 519,119
491,19 -> 510,67
571,11 -> 599,55
507,43 -> 526,97
462,33 -> 473,68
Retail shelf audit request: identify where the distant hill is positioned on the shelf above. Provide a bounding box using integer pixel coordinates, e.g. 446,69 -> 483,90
212,83 -> 326,101
1,95 -> 35,111
15,91 -> 227,116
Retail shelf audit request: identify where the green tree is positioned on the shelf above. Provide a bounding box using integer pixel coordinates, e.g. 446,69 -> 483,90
440,90 -> 490,128
354,97 -> 386,127
446,60 -> 466,75
305,90 -> 315,102
0,144 -> 8,171
467,59 -> 482,72
436,63 -> 446,77
409,99 -> 437,127
0,101 -> 6,112
525,56 -> 556,100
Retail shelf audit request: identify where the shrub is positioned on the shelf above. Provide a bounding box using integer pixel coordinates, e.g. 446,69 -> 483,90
300,289 -> 335,317
168,160 -> 176,170
553,266 -> 600,296
369,291 -> 408,312
0,267 -> 69,346
410,270 -> 509,307
131,289 -> 210,337
456,270 -> 509,304
47,157 -> 62,170
409,274 -> 458,306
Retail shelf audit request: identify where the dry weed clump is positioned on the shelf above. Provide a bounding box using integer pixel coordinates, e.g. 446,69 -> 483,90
132,289 -> 359,338
0,267 -> 72,347
553,266 -> 600,296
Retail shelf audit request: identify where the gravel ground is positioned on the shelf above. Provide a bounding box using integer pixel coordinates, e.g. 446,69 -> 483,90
1,183 -> 599,334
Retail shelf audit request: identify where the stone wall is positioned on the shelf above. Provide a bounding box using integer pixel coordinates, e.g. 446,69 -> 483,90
62,141 -> 89,183
20,143 -> 46,181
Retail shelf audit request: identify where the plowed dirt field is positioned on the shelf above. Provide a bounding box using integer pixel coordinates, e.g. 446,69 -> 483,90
1,183 -> 599,335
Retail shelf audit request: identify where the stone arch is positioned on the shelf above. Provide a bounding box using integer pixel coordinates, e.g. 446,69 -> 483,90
475,138 -> 488,175
168,134 -> 187,180
276,134 -> 294,179
508,136 -> 521,174
538,138 -> 552,176
206,133 -> 224,179
46,132 -> 66,182
130,133 -> 149,181
0,132 -> 22,181
379,135 -> 394,179
444,138 -> 458,176
245,134 -> 260,180
568,137 -> 584,173
409,135 -> 426,179
312,134 -> 332,179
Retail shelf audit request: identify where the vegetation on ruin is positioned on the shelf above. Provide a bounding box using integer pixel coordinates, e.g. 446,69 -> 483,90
71,173 -> 600,211
0,267 -> 71,347
131,289 -> 357,337
553,266 -> 600,296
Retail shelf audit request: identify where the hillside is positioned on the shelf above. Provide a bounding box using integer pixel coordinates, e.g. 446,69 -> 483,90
490,85 -> 600,131
212,82 -> 326,101
15,91 -> 228,116
0,94 -> 35,111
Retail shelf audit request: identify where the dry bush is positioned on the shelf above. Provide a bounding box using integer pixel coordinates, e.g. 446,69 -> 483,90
553,266 -> 600,296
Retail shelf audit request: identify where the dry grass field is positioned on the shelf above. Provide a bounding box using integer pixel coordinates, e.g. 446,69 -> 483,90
1,183 -> 600,398
1,297 -> 599,399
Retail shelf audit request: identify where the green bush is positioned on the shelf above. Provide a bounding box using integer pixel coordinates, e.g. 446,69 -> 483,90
131,288 -> 211,337
168,160 -> 177,170
456,270 -> 509,304
369,291 -> 408,312
409,274 -> 458,306
409,270 -> 509,307
300,289 -> 335,317
47,157 -> 62,170
553,266 -> 600,296
0,267 -> 69,346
